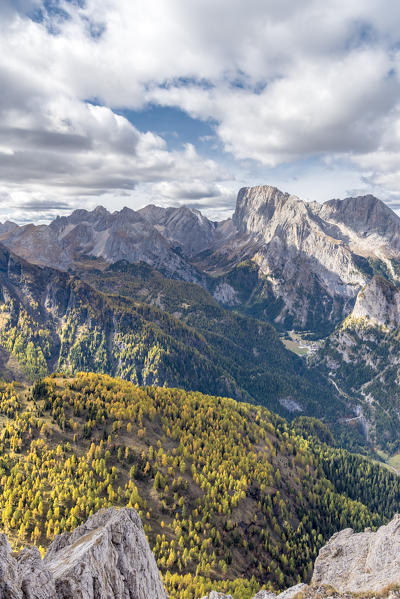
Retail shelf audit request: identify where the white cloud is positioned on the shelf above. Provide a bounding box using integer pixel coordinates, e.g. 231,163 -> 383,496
2,0 -> 400,221
0,7 -> 231,221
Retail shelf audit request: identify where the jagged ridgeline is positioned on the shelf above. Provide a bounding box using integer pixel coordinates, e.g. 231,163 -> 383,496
0,244 -> 348,429
3,186 -> 400,336
1,374 -> 400,599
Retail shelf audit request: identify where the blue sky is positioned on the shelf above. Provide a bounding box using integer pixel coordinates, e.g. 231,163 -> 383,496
1,0 -> 400,223
121,106 -> 217,152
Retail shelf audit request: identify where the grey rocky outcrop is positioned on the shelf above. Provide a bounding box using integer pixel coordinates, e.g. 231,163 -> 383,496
350,275 -> 400,327
0,533 -> 58,599
0,507 -> 168,599
252,591 -> 277,599
200,593 -> 234,599
311,514 -> 400,593
201,584 -> 307,599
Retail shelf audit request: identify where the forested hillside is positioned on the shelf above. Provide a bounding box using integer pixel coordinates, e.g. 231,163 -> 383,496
1,374 -> 400,598
315,315 -> 400,453
0,245 -> 355,435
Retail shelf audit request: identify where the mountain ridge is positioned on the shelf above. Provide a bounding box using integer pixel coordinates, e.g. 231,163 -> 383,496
2,184 -> 398,333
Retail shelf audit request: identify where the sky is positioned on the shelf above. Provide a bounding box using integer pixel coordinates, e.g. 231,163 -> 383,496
2,0 -> 400,222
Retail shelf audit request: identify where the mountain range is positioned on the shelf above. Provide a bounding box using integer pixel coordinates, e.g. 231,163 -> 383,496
4,186 -> 400,332
3,185 -> 400,334
2,184 -> 400,452
3,184 -> 400,596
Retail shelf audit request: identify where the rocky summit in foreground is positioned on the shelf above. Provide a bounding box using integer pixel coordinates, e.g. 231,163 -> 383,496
4,508 -> 400,599
0,507 -> 167,599
204,514 -> 400,599
311,514 -> 400,593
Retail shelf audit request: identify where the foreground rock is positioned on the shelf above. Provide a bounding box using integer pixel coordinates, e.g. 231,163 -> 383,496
201,586 -> 305,599
0,507 -> 167,599
4,510 -> 400,599
311,514 -> 400,593
204,515 -> 400,599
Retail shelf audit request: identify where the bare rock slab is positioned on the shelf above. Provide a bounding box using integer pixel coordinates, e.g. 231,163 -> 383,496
312,514 -> 400,593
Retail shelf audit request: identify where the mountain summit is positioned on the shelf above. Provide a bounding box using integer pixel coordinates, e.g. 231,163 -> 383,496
201,185 -> 400,331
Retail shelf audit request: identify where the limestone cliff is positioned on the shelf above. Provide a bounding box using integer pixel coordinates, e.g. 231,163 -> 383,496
314,275 -> 400,448
350,275 -> 400,327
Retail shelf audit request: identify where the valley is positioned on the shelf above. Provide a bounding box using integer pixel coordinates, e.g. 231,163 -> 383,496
280,332 -> 321,357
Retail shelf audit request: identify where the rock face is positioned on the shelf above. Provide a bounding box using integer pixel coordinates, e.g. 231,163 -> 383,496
202,185 -> 400,331
311,515 -> 400,593
200,593 -> 233,599
351,275 -> 400,327
0,507 -> 168,599
200,585 -> 310,599
138,204 -> 231,257
318,194 -> 400,255
314,275 -> 400,447
0,533 -> 58,599
230,186 -> 368,329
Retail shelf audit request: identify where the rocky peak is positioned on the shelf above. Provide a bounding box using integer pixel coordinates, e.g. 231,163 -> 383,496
319,194 -> 400,236
201,184 -> 400,330
137,203 -> 168,224
109,206 -> 144,229
0,507 -> 167,599
233,185 -> 295,235
140,203 -> 219,257
0,221 -> 18,236
232,185 -> 332,247
93,205 -> 109,215
232,186 -> 400,251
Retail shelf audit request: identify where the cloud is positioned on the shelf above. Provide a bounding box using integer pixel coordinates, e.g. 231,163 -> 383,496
16,199 -> 72,210
2,0 -> 400,221
153,181 -> 223,200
